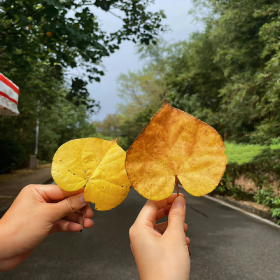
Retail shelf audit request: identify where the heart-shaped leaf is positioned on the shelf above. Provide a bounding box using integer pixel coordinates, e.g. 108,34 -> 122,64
52,138 -> 131,210
125,101 -> 227,200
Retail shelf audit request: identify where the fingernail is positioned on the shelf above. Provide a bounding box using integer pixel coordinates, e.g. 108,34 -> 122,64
179,193 -> 185,198
174,196 -> 185,207
80,194 -> 86,204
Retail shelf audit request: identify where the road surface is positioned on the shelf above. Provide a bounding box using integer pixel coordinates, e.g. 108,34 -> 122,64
1,187 -> 280,280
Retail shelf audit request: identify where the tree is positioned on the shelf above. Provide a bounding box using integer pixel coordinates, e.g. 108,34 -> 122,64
0,0 -> 167,105
117,70 -> 164,119
92,114 -> 121,137
191,0 -> 280,143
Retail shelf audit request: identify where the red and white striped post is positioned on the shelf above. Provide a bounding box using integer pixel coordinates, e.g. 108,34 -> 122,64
0,74 -> 39,168
0,73 -> 20,116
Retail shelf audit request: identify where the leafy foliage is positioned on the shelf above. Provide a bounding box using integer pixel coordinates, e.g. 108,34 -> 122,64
212,183 -> 255,202
254,189 -> 280,224
0,0 -> 167,96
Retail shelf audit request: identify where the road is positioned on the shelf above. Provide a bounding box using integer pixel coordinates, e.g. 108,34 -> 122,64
1,187 -> 280,280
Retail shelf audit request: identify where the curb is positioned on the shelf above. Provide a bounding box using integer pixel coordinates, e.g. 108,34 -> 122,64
0,176 -> 53,218
205,194 -> 280,228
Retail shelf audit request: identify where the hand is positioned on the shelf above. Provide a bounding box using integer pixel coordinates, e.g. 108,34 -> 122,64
0,184 -> 93,272
129,193 -> 190,280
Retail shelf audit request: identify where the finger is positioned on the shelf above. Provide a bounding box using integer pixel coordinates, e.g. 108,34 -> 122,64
83,218 -> 94,228
156,205 -> 171,221
34,184 -> 84,202
63,216 -> 93,229
64,212 -> 93,226
50,193 -> 88,221
154,193 -> 184,211
166,196 -> 186,239
186,237 -> 190,245
50,218 -> 94,234
155,222 -> 188,235
136,193 -> 185,228
50,220 -> 82,234
79,204 -> 93,218
155,221 -> 168,234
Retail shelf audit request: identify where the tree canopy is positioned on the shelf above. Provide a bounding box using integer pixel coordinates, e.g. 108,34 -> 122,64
0,0 -> 166,104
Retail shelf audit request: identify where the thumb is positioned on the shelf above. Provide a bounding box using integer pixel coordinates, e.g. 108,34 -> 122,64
166,196 -> 186,238
50,193 -> 87,221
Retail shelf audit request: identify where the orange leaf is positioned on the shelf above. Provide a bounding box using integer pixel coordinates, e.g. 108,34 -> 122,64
125,100 -> 227,200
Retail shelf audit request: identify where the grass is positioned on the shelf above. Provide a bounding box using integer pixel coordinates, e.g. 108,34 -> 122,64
224,140 -> 280,165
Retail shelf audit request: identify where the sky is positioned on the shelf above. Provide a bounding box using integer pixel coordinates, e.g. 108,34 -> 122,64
86,0 -> 203,122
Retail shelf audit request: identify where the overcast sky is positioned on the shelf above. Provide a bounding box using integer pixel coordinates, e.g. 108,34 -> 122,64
86,0 -> 203,121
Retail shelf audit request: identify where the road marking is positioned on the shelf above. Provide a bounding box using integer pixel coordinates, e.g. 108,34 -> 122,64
204,195 -> 280,229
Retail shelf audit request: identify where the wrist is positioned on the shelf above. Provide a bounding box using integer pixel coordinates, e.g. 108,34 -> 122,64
0,218 -> 15,271
0,218 -> 11,260
0,213 -> 32,271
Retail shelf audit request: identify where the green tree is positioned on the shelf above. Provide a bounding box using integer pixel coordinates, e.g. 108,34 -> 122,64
0,62 -> 96,171
92,114 -> 121,137
191,0 -> 280,143
0,0 -> 167,102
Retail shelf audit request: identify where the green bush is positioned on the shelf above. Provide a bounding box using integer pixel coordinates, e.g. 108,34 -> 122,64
254,190 -> 280,224
254,189 -> 275,207
0,140 -> 28,174
271,198 -> 280,225
213,140 -> 280,225
212,183 -> 255,202
222,141 -> 280,190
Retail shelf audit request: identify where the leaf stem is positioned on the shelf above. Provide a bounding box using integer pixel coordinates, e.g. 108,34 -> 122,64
175,175 -> 179,196
188,245 -> 192,256
81,204 -> 87,232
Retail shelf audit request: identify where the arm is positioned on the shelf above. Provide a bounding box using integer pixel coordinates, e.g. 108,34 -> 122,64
129,193 -> 191,280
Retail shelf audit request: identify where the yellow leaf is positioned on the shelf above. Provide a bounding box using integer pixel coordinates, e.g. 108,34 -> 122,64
125,100 -> 227,200
52,138 -> 131,211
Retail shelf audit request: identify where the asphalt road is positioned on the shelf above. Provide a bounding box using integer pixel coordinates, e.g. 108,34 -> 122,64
1,187 -> 280,280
